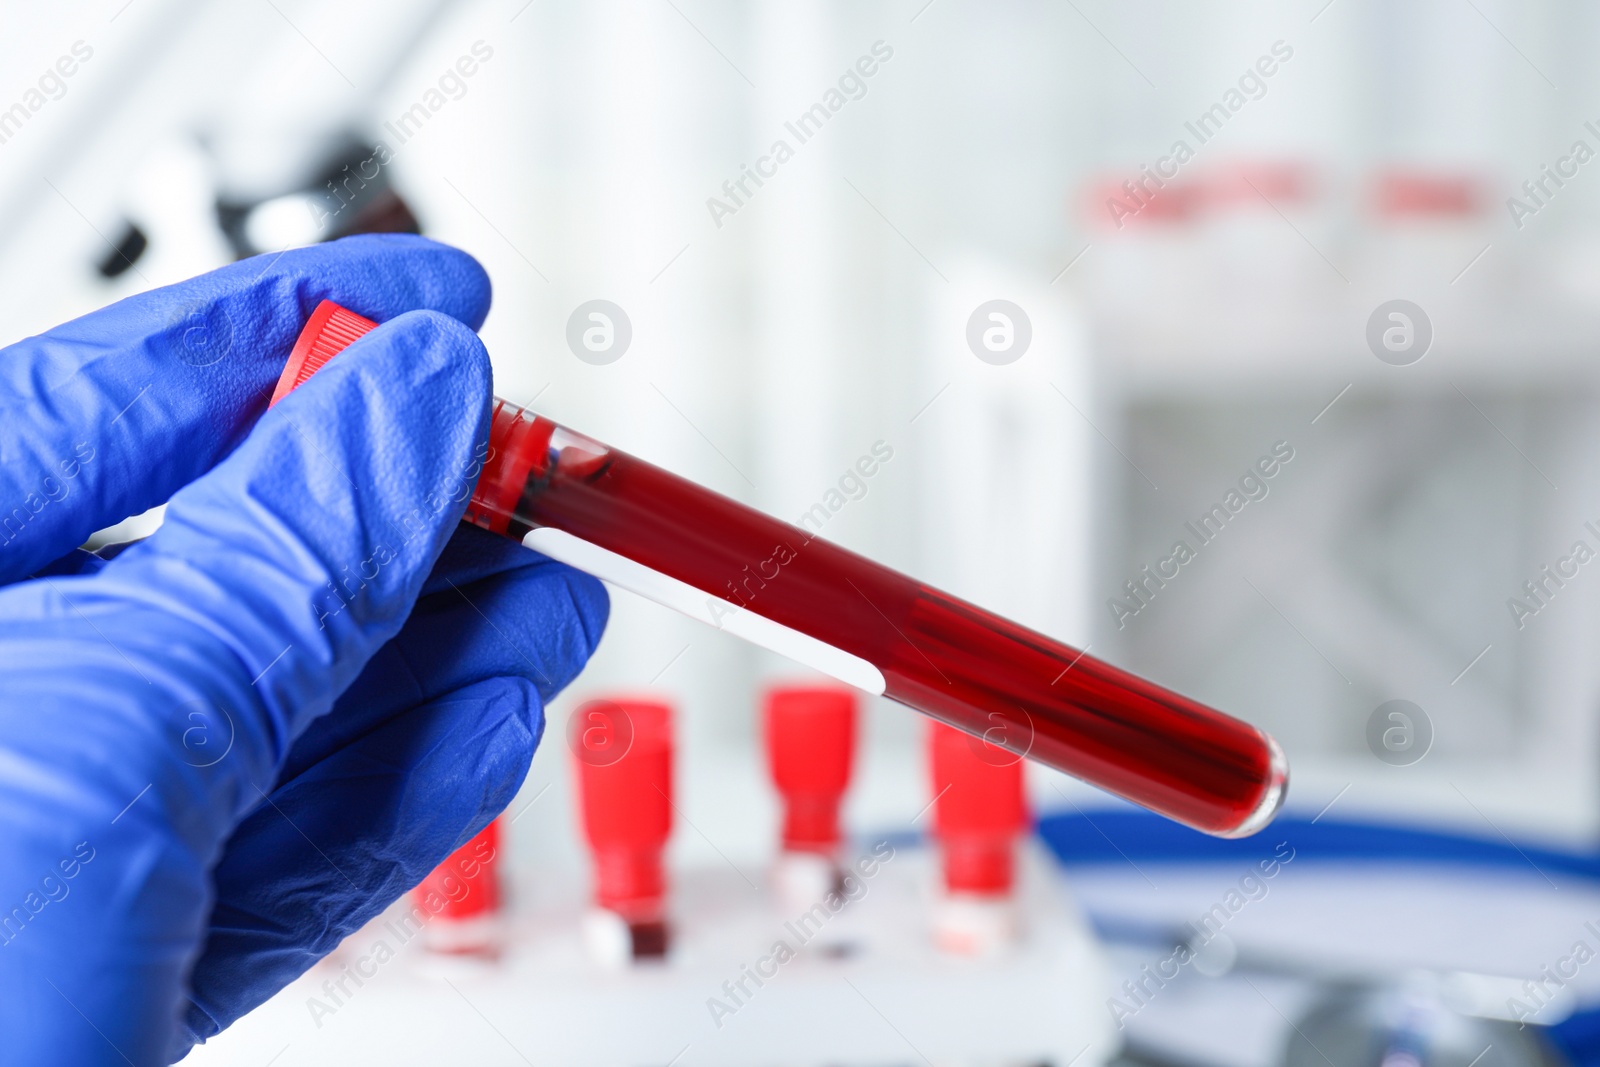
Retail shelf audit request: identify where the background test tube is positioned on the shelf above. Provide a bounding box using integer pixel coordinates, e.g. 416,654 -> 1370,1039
928,722 -> 1027,955
272,302 -> 1289,839
571,697 -> 673,963
413,819 -> 500,956
764,684 -> 857,911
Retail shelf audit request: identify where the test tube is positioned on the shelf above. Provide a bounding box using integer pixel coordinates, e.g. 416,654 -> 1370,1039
763,684 -> 856,911
413,819 -> 500,956
274,302 -> 1288,838
927,723 -> 1026,955
570,697 -> 673,964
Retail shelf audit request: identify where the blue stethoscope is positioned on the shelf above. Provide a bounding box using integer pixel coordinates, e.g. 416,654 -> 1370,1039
1034,809 -> 1600,1067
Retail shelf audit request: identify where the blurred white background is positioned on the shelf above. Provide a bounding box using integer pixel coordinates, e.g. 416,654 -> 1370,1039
7,1 -> 1600,1063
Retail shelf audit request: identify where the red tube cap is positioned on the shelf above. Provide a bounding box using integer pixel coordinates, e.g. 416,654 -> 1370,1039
764,684 -> 856,854
573,698 -> 673,919
269,300 -> 377,407
929,722 -> 1027,895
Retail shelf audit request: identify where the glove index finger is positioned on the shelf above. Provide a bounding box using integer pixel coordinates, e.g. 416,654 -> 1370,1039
0,234 -> 491,586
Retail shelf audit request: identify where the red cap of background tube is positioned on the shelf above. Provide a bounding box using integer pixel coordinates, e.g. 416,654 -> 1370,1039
764,685 -> 856,854
573,698 -> 673,918
415,818 -> 499,921
929,722 -> 1027,895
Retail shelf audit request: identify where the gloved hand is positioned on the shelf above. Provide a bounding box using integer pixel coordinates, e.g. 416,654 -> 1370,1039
0,234 -> 608,1065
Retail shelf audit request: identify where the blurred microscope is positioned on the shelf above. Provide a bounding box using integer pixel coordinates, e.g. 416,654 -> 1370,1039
83,0 -> 455,285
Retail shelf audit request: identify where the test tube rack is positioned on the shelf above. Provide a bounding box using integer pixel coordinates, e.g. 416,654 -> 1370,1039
184,686 -> 1114,1067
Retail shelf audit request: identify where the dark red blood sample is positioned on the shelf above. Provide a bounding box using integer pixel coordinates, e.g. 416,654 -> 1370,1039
487,414 -> 1284,837
278,303 -> 1288,838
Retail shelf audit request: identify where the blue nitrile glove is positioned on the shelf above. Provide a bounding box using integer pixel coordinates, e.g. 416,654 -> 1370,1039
0,234 -> 608,1065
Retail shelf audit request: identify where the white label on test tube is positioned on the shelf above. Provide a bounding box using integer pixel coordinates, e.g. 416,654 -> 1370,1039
522,528 -> 888,695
